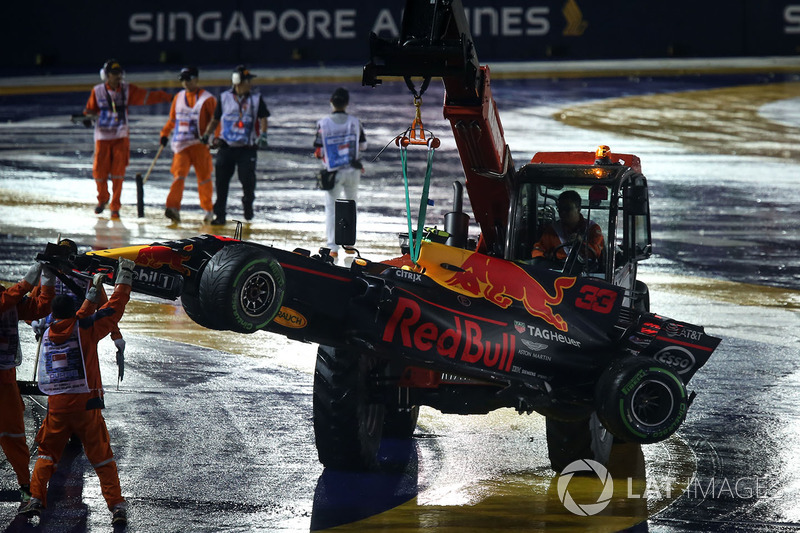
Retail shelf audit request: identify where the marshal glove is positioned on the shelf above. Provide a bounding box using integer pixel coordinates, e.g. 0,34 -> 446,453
23,263 -> 42,286
257,131 -> 268,149
86,273 -> 106,303
116,257 -> 135,286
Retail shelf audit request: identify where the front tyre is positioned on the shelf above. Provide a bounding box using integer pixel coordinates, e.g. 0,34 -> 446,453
198,244 -> 285,333
313,345 -> 385,470
595,357 -> 688,444
181,290 -> 223,330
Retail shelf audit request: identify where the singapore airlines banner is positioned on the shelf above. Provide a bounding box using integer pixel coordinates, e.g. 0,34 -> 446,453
5,0 -> 800,69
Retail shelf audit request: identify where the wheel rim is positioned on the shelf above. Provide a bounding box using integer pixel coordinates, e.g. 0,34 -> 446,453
239,270 -> 276,317
630,379 -> 674,427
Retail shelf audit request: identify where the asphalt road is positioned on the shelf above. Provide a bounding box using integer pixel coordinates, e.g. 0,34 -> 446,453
1,61 -> 800,532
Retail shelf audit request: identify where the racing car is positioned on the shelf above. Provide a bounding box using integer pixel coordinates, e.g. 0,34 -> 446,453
37,0 -> 721,473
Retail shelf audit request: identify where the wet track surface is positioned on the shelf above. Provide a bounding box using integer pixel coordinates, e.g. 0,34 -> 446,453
1,63 -> 800,531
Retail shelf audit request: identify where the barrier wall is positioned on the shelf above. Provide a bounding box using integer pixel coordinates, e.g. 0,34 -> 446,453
6,1 -> 800,70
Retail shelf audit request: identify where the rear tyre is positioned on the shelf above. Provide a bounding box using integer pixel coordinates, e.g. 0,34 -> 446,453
197,244 -> 285,333
545,412 -> 613,472
382,405 -> 420,438
313,345 -> 385,470
595,357 -> 688,444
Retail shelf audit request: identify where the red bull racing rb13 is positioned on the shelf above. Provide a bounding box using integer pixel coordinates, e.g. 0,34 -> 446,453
36,0 -> 721,472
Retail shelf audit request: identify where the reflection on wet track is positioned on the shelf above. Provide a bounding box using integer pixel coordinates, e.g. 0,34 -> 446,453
2,64 -> 800,531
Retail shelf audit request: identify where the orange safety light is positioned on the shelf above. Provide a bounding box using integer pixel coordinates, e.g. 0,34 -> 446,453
594,145 -> 613,169
595,145 -> 611,160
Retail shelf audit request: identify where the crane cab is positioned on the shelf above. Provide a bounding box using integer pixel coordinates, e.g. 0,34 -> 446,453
506,147 -> 652,308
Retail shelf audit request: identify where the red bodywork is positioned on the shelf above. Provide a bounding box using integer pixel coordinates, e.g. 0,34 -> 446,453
532,150 -> 642,172
442,66 -> 512,252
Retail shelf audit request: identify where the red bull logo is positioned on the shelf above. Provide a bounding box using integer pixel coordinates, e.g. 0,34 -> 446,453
134,245 -> 191,276
444,253 -> 575,332
382,297 -> 516,373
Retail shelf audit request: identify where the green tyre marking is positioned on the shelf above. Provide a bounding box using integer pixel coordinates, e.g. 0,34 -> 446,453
649,366 -> 688,399
619,366 -> 687,440
231,257 -> 284,331
619,398 -> 647,439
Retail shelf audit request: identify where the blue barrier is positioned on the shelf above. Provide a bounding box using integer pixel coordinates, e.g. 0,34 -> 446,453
4,0 -> 800,69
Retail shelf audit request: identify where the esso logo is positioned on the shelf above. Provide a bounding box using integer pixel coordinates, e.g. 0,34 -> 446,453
653,346 -> 695,374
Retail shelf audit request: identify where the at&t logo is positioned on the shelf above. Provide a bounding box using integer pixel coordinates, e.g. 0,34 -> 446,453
557,459 -> 613,516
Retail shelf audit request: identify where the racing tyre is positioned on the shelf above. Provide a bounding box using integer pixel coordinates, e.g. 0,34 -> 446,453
197,244 -> 285,333
181,257 -> 221,330
595,357 -> 688,444
382,405 -> 420,438
181,290 -> 223,330
545,412 -> 613,472
313,345 -> 385,470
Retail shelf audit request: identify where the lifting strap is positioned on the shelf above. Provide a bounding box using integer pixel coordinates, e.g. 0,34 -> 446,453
386,89 -> 441,264
401,144 -> 436,264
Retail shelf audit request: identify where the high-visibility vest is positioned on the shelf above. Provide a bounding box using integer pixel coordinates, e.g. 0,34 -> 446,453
219,90 -> 261,147
37,325 -> 89,396
92,82 -> 131,141
317,114 -> 361,171
39,275 -> 87,332
172,89 -> 213,153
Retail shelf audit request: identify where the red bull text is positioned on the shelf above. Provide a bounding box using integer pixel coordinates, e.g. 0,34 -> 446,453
382,296 -> 516,373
